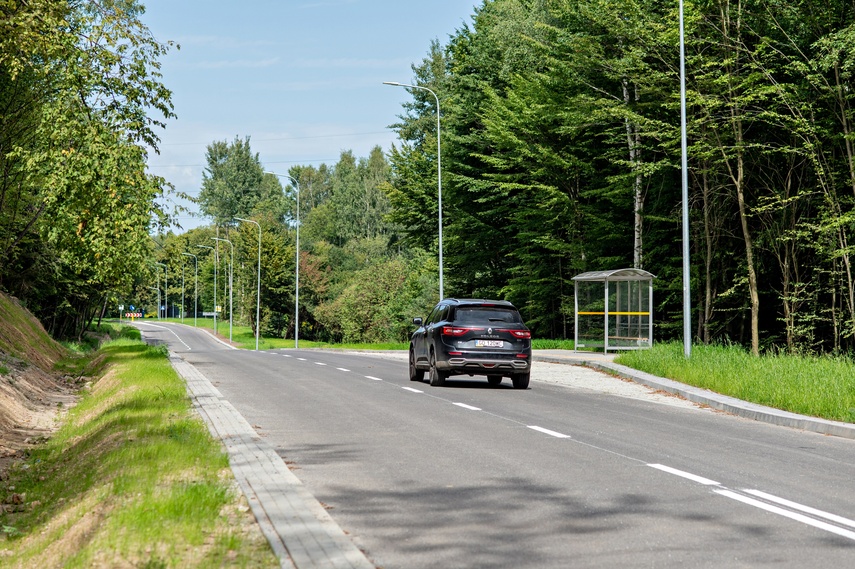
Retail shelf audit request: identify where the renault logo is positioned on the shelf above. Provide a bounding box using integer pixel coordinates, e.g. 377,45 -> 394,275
487,327 -> 493,334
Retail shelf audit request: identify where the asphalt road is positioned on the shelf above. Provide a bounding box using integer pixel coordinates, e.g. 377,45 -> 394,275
137,322 -> 855,568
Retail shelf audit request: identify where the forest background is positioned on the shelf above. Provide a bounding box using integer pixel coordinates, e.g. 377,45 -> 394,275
2,0 -> 855,356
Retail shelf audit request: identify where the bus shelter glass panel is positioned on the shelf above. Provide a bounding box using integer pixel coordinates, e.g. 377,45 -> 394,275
607,280 -> 651,349
575,281 -> 606,350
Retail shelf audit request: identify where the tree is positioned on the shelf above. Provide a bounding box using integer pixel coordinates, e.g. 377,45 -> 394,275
198,136 -> 272,225
0,0 -> 175,338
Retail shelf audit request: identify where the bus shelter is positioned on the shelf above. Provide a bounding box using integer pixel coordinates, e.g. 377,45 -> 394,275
572,268 -> 655,353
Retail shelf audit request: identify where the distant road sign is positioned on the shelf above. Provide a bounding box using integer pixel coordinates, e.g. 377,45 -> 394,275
129,305 -> 135,311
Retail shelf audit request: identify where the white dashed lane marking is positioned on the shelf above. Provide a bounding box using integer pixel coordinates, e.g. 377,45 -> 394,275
527,426 -> 571,439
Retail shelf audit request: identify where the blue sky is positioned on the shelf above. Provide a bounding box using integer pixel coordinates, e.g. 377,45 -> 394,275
142,0 -> 479,231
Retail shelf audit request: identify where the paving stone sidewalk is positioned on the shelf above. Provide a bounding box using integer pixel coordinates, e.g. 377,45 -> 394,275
169,354 -> 375,569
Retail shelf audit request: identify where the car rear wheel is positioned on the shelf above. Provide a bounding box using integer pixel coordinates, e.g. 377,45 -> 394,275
409,348 -> 424,382
429,350 -> 446,387
487,375 -> 503,386
512,373 -> 530,390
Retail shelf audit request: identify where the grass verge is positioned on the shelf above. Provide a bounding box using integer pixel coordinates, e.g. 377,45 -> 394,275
615,342 -> 855,423
137,317 -> 573,352
0,329 -> 277,568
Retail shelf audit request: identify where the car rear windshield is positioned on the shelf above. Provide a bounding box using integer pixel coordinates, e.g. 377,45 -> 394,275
454,307 -> 522,325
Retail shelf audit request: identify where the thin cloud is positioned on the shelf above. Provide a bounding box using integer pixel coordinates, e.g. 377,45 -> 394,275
197,57 -> 281,70
288,57 -> 414,70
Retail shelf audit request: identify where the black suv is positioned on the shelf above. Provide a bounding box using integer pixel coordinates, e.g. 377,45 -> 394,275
409,299 -> 532,389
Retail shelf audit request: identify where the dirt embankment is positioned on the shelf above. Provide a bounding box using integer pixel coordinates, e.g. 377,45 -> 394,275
0,292 -> 77,467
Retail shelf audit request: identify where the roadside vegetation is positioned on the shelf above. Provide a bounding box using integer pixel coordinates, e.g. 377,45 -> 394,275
149,317 -> 577,352
0,326 -> 276,567
615,343 -> 855,424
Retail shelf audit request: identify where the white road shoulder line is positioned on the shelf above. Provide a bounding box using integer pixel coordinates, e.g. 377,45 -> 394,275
647,464 -> 720,486
715,489 -> 855,542
135,322 -> 192,351
743,489 -> 855,529
453,402 -> 481,411
527,426 -> 571,439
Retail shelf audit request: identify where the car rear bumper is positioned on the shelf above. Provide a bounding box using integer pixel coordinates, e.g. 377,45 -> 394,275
439,356 -> 530,374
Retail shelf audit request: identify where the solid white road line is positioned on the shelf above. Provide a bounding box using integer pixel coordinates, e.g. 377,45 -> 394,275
527,426 -> 571,439
743,489 -> 855,529
135,322 -> 192,351
715,489 -> 855,542
453,403 -> 481,411
647,464 -> 720,486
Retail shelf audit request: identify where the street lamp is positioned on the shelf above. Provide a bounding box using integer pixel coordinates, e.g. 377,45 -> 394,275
182,253 -> 198,327
235,217 -> 261,351
383,80 -> 444,300
265,171 -> 300,348
212,237 -> 234,344
679,0 -> 691,358
155,262 -> 167,319
197,245 -> 216,334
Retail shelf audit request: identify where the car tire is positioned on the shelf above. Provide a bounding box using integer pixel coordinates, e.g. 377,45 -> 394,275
429,350 -> 446,387
512,373 -> 530,390
487,375 -> 503,386
409,347 -> 424,382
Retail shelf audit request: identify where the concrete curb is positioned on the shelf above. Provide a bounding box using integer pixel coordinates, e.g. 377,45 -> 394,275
534,353 -> 855,440
169,353 -> 375,569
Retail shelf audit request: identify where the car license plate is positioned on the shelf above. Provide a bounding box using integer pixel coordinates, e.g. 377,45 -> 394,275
475,340 -> 503,348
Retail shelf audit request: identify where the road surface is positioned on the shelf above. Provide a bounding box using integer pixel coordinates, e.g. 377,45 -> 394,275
137,321 -> 855,568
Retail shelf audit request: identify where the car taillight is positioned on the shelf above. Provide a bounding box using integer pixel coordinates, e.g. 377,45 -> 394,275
503,329 -> 531,339
442,326 -> 475,336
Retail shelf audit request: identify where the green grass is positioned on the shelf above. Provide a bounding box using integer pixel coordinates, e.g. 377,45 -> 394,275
615,342 -> 855,423
147,317 -> 574,352
532,338 -> 575,350
0,333 -> 277,567
148,317 -> 408,351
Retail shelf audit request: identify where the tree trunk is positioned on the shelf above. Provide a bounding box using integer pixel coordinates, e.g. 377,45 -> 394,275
623,80 -> 644,269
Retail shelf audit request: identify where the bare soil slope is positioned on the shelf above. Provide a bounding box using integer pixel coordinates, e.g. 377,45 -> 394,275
0,292 -> 76,463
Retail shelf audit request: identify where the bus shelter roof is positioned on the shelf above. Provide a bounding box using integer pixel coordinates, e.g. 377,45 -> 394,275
571,268 -> 656,282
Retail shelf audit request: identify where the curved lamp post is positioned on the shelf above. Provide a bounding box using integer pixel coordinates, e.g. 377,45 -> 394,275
212,237 -> 234,344
182,253 -> 198,327
265,171 -> 300,348
235,217 -> 261,351
679,0 -> 691,358
197,245 -> 216,334
383,81 -> 443,300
